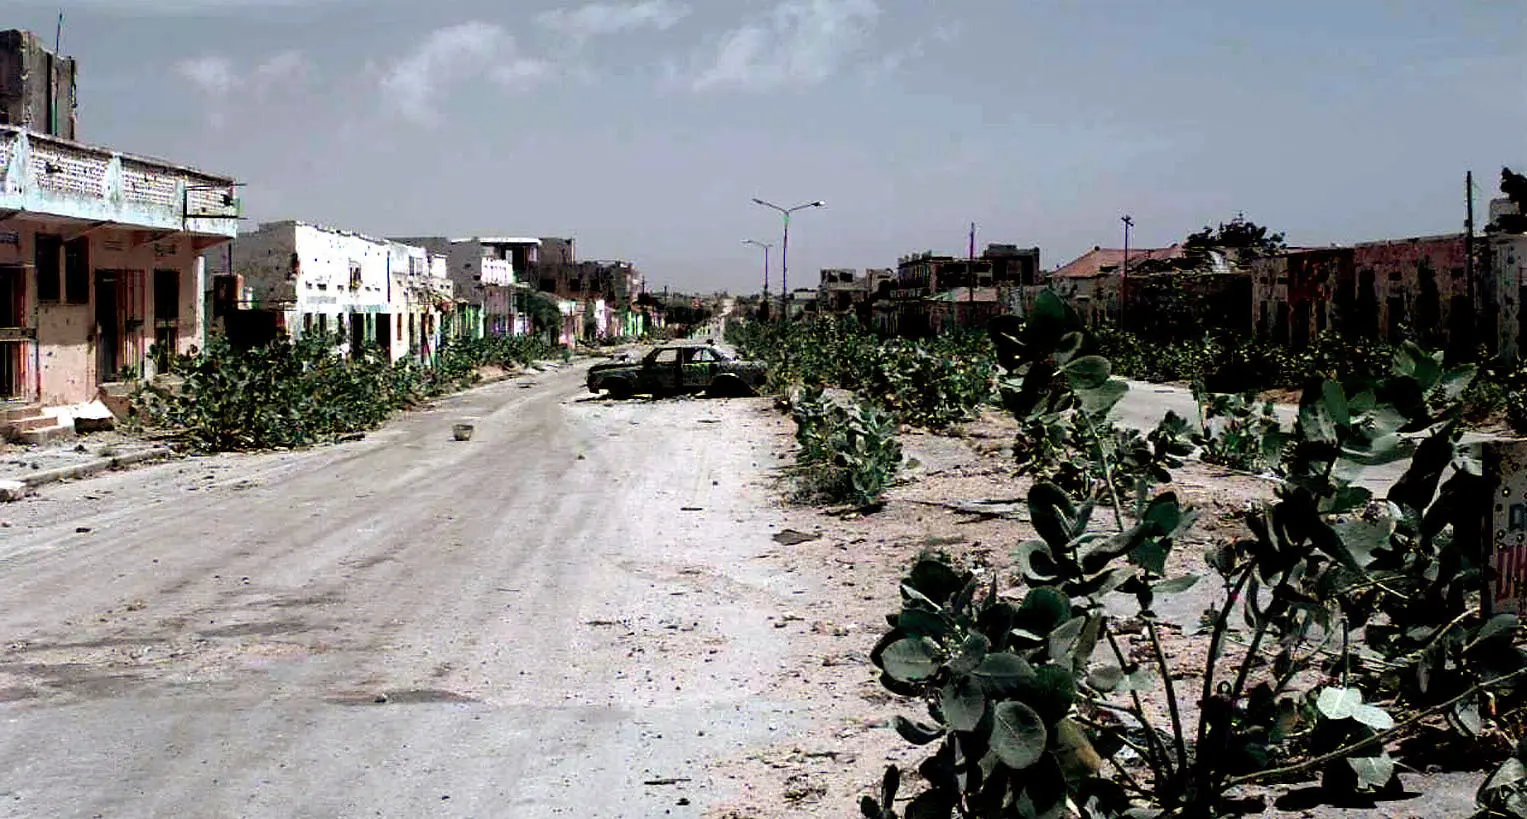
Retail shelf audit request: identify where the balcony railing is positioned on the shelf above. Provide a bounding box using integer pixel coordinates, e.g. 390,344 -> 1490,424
0,126 -> 239,237
479,257 -> 514,286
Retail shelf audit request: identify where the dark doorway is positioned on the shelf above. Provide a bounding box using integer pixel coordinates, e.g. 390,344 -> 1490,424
153,269 -> 180,372
95,270 -> 120,381
349,313 -> 365,359
0,265 -> 25,399
376,314 -> 392,359
92,269 -> 146,384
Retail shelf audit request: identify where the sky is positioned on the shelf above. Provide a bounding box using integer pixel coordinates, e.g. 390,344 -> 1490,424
7,0 -> 1524,292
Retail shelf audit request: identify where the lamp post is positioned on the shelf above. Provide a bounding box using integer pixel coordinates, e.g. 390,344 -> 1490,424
742,239 -> 773,320
1120,215 -> 1134,329
752,198 -> 824,320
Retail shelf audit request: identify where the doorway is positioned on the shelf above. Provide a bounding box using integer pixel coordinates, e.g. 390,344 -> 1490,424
349,313 -> 365,359
95,270 -> 147,384
0,265 -> 25,399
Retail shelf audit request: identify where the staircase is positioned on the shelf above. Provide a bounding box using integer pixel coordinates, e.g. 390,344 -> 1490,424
0,402 -> 74,445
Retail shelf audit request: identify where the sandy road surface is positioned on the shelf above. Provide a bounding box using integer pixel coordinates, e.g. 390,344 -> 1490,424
0,363 -> 809,818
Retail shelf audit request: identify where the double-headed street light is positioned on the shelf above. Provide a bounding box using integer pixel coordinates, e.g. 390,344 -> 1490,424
739,238 -> 769,317
752,198 -> 824,320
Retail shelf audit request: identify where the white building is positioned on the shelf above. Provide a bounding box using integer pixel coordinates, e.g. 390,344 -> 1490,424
394,235 -> 539,338
207,221 -> 419,358
385,243 -> 454,363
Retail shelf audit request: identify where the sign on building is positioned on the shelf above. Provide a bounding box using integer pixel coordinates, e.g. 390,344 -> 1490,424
1487,441 -> 1527,615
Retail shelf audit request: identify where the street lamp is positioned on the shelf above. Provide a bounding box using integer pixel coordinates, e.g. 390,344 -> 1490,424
1120,214 -> 1134,329
742,239 -> 773,319
752,198 -> 824,320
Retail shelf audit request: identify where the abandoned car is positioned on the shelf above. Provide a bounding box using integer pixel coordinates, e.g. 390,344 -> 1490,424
586,344 -> 767,398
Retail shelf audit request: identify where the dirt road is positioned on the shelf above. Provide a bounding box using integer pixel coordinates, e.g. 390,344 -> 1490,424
0,363 -> 809,818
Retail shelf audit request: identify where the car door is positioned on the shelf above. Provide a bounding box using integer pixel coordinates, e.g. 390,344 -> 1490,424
681,348 -> 717,390
648,347 -> 682,393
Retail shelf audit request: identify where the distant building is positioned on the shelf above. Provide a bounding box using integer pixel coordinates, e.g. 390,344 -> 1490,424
1045,245 -> 1187,326
883,244 -> 1040,336
207,222 -> 464,361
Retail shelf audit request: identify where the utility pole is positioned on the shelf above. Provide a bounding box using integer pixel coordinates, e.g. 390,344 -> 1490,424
967,222 -> 976,328
1121,215 -> 1134,330
1466,171 -> 1476,316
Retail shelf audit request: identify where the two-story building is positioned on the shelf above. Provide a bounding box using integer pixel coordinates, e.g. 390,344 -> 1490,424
206,221 -> 396,355
394,235 -> 538,339
0,31 -> 239,440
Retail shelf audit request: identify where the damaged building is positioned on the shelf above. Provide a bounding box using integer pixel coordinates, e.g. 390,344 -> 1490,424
879,244 -> 1040,336
0,30 -> 238,441
206,222 -> 466,362
1251,234 -> 1487,355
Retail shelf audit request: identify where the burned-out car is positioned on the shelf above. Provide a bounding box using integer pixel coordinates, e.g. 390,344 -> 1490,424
586,344 -> 767,398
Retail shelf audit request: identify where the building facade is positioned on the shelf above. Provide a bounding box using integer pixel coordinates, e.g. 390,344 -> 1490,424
0,124 -> 237,422
1250,234 -> 1482,353
207,221 -> 423,357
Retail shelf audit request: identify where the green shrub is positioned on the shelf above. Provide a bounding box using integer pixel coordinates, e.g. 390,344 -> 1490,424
789,385 -> 903,508
140,331 -> 566,452
731,318 -> 993,429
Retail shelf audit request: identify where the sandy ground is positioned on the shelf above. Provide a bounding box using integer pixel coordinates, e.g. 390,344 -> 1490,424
0,363 -> 814,818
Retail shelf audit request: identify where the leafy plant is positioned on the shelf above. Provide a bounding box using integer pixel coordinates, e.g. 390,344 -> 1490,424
865,322 -> 1527,816
993,292 -> 1189,505
139,331 -> 564,452
1192,389 -> 1287,474
789,384 -> 904,508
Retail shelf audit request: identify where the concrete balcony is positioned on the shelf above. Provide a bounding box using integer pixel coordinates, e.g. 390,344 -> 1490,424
0,125 -> 239,237
479,257 -> 514,286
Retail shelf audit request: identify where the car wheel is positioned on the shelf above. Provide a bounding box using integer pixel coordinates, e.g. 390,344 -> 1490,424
605,379 -> 633,399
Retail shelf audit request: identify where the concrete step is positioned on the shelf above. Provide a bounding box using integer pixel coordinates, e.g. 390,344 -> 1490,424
0,404 -> 42,422
7,415 -> 56,433
15,422 -> 75,446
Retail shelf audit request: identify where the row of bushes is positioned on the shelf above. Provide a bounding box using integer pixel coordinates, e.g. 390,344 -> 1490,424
138,333 -> 567,452
729,318 -> 995,430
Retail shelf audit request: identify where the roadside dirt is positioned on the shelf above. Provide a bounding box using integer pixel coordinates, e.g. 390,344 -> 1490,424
704,408 -> 1486,819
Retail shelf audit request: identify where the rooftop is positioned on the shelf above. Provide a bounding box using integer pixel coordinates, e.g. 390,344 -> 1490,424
1049,245 -> 1187,279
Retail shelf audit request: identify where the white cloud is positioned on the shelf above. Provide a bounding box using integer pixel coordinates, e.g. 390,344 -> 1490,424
176,55 -> 237,97
536,0 -> 690,40
176,50 -> 309,99
690,0 -> 880,91
379,21 -> 551,125
254,51 -> 310,87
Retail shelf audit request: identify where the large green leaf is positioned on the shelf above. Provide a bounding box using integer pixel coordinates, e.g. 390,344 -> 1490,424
948,633 -> 990,675
895,715 -> 946,745
1346,754 -> 1395,791
1299,383 -> 1338,444
941,675 -> 987,732
990,701 -> 1048,770
1077,380 -> 1128,417
1316,686 -> 1393,730
1028,484 -> 1078,549
882,637 -> 941,682
908,559 -> 970,605
1063,356 -> 1112,390
1017,587 -> 1073,635
973,652 -> 1037,694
